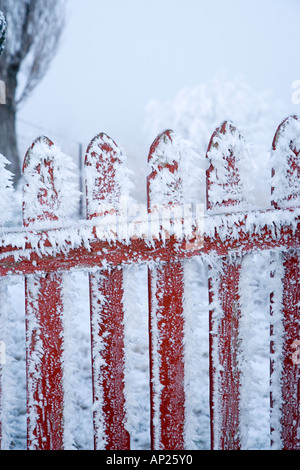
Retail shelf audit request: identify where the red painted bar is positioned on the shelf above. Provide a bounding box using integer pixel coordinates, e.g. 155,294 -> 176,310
207,121 -> 246,450
25,272 -> 64,449
148,261 -> 185,450
85,133 -> 130,450
0,205 -> 299,277
147,130 -> 186,450
270,115 -> 300,449
23,137 -> 65,450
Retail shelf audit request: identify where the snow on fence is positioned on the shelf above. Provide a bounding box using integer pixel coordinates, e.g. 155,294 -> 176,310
0,115 -> 299,450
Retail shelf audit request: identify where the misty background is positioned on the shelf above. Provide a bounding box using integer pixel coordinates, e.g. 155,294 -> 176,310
17,0 -> 300,203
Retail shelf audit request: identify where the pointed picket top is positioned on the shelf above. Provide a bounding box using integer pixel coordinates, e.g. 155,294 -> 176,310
85,133 -> 130,220
147,129 -> 183,208
23,136 -> 57,227
23,136 -> 78,227
206,121 -> 250,213
271,115 -> 300,209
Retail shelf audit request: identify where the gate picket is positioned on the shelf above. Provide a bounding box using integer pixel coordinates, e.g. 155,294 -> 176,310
206,121 -> 248,450
85,133 -> 130,450
23,137 -> 65,450
270,115 -> 300,449
147,130 -> 185,450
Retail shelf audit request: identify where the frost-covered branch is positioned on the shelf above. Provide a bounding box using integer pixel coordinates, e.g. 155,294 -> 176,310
0,0 -> 66,104
0,10 -> 6,56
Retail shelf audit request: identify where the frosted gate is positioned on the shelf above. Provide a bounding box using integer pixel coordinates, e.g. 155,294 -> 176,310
0,116 -> 299,450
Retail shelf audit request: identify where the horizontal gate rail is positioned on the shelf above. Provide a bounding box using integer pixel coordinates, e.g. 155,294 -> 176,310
0,206 -> 298,276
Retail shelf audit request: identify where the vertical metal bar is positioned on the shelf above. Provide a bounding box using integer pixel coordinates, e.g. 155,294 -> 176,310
270,115 -> 300,449
206,121 -> 247,450
147,130 -> 185,450
25,273 -> 64,450
85,133 -> 130,450
208,261 -> 242,449
23,137 -> 64,450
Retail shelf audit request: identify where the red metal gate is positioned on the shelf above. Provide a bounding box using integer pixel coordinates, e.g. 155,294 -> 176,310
0,115 -> 299,450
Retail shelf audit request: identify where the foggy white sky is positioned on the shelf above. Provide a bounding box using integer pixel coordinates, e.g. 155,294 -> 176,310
18,0 -> 300,159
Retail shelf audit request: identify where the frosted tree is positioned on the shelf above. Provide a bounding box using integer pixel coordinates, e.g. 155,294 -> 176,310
0,10 -> 6,56
0,0 -> 66,185
144,72 -> 286,206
